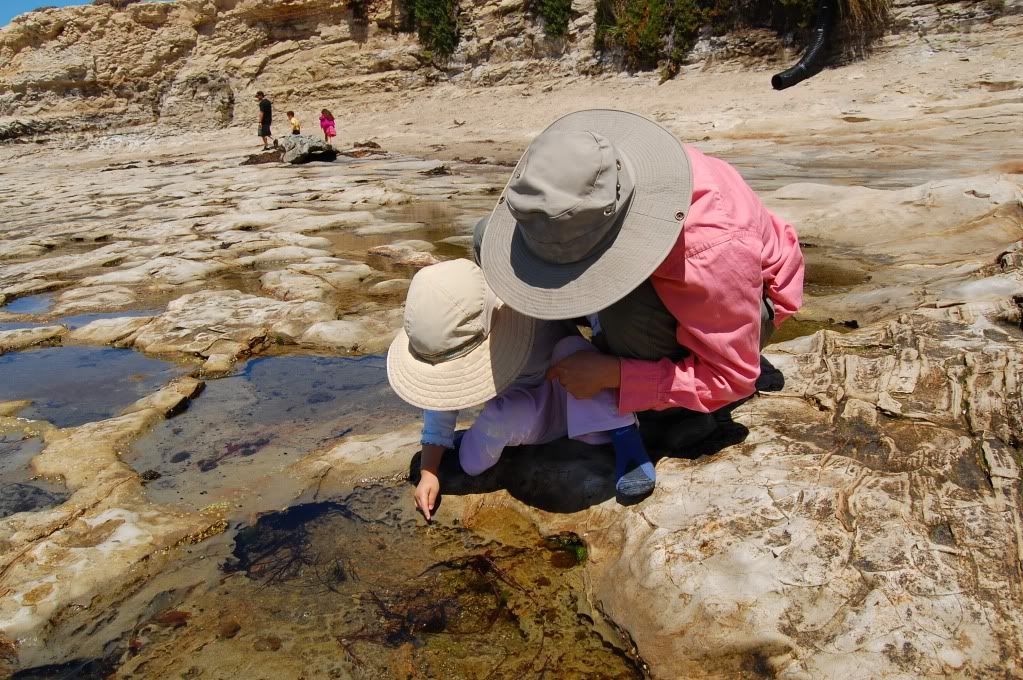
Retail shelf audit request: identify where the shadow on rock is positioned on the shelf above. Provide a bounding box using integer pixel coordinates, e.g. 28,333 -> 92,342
410,408 -> 751,514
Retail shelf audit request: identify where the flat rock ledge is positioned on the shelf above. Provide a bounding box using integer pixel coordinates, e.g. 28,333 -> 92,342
70,290 -> 338,374
68,289 -> 405,369
0,326 -> 66,354
303,288 -> 1023,679
0,378 -> 224,654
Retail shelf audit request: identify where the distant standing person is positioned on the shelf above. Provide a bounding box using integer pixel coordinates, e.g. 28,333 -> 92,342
287,111 -> 301,136
256,91 -> 274,150
320,109 -> 337,146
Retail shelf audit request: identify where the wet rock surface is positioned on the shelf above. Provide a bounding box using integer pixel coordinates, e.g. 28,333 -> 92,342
0,378 -> 225,666
37,483 -> 644,679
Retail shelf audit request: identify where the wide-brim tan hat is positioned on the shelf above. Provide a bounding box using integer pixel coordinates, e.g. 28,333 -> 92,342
387,260 -> 536,411
481,109 -> 692,320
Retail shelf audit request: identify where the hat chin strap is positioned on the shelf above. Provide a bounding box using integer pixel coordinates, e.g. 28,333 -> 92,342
410,330 -> 486,365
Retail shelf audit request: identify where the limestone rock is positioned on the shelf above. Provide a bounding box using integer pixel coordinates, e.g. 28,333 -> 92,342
0,400 -> 31,417
0,326 -> 66,354
158,71 -> 235,129
121,376 -> 204,417
236,246 -> 333,266
69,316 -> 155,346
367,243 -> 440,271
280,135 -> 338,164
201,353 -> 236,377
127,290 -> 335,358
260,261 -> 372,302
0,397 -> 225,646
299,307 -> 402,354
52,285 -> 137,315
0,0 -> 603,131
81,256 -> 229,287
368,279 -> 411,296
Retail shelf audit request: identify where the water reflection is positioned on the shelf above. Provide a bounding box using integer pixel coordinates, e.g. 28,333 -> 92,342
0,347 -> 186,428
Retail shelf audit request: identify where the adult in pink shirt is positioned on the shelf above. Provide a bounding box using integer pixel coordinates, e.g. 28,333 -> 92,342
480,110 -> 804,437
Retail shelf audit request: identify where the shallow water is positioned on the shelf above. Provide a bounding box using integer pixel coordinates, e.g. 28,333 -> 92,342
129,354 -> 419,508
0,430 -> 67,518
0,347 -> 187,428
58,309 -> 161,330
768,317 -> 856,345
0,309 -> 160,332
317,197 -> 486,267
1,293 -> 54,315
24,483 -> 644,679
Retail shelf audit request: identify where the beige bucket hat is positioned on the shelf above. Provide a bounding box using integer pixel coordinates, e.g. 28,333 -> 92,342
387,258 -> 536,411
481,109 -> 693,320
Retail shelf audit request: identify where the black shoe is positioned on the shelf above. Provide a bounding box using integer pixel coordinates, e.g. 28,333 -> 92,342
638,410 -> 718,452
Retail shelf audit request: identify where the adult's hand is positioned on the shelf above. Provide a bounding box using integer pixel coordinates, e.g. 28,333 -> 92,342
547,351 -> 621,400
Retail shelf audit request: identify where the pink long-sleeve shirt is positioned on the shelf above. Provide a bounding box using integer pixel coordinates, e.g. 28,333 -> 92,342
617,145 -> 804,414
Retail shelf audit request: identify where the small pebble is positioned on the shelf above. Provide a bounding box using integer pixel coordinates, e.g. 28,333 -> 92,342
549,550 -> 577,569
254,635 -> 282,652
218,619 -> 241,639
153,610 -> 190,628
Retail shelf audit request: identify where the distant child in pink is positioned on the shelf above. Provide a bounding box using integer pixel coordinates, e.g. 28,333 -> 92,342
319,109 -> 337,145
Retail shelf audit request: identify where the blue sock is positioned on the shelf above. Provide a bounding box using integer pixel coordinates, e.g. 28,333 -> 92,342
611,424 -> 655,498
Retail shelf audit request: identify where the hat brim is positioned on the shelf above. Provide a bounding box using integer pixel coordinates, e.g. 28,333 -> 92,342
481,110 -> 692,320
386,302 -> 535,411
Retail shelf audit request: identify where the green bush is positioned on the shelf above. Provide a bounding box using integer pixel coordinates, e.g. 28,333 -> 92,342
528,0 -> 574,37
594,0 -> 861,76
400,0 -> 461,57
595,0 -> 708,73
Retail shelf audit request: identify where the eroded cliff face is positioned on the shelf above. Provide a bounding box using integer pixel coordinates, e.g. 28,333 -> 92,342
0,0 -> 600,131
0,0 -> 1018,134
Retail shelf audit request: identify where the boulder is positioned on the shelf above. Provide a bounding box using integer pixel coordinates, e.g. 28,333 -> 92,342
280,135 -> 338,165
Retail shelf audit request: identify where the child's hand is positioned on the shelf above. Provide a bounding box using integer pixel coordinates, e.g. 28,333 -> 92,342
415,470 -> 441,522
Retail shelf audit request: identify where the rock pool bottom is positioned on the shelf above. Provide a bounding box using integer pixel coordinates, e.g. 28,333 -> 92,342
16,483 -> 644,679
129,354 -> 420,507
0,347 -> 187,428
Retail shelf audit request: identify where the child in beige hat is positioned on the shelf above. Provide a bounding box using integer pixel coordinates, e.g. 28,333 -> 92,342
387,258 -> 655,521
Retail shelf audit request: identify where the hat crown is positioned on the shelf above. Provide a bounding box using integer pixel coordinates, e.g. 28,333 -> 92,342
506,130 -> 634,265
404,259 -> 489,363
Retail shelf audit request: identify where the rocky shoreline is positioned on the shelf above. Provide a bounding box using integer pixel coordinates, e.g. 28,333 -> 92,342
0,4 -> 1022,675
